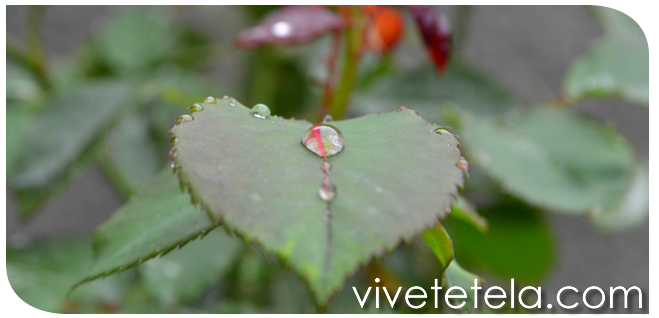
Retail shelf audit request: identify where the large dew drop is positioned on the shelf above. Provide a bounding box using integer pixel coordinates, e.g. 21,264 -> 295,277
251,104 -> 271,119
204,96 -> 217,104
302,124 -> 344,158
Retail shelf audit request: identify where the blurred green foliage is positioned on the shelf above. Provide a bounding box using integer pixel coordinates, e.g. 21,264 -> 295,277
6,5 -> 647,314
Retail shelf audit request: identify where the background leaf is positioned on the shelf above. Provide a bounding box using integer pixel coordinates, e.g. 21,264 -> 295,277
590,163 -> 649,232
77,169 -> 216,287
443,260 -> 483,313
9,80 -> 133,216
138,230 -> 242,307
443,200 -> 554,283
352,60 -> 517,118
422,223 -> 454,271
171,98 -> 465,304
460,107 -> 636,214
7,238 -> 131,313
96,8 -> 179,74
564,6 -> 648,105
100,111 -> 166,197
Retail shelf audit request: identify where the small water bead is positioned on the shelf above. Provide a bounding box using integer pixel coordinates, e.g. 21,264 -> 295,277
322,114 -> 333,123
251,104 -> 271,119
222,95 -> 230,100
229,98 -> 236,107
176,114 -> 193,124
302,124 -> 345,158
188,103 -> 204,111
456,157 -> 470,173
321,161 -> 332,174
397,106 -> 408,111
319,178 -> 337,201
204,96 -> 217,104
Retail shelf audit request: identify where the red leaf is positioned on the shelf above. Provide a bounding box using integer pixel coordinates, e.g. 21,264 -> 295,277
235,6 -> 344,49
407,5 -> 452,73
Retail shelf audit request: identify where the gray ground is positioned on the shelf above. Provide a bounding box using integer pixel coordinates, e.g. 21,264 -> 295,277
6,5 -> 648,313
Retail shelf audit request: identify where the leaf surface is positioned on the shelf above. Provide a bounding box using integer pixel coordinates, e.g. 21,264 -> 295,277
443,260 -> 482,313
170,98 -> 465,304
460,107 -> 636,214
422,223 -> 454,271
76,170 -> 215,288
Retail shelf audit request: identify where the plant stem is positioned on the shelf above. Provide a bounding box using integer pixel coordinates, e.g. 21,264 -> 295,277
328,6 -> 364,120
318,30 -> 342,122
7,5 -> 51,91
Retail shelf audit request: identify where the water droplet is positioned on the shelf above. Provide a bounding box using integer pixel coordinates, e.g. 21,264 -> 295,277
188,103 -> 204,111
251,104 -> 271,119
170,162 -> 176,169
222,95 -> 230,100
457,157 -> 470,173
444,206 -> 452,213
321,161 -> 332,174
319,178 -> 337,201
302,124 -> 345,158
229,98 -> 236,107
204,96 -> 217,104
271,21 -> 292,38
322,208 -> 331,222
322,114 -> 333,123
397,106 -> 408,112
176,114 -> 193,124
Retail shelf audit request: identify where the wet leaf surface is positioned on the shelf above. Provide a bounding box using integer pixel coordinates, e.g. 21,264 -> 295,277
170,97 -> 464,304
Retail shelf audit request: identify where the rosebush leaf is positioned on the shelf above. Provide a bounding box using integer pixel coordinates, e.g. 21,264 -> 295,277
170,97 -> 465,304
460,107 -> 636,214
564,7 -> 648,105
7,238 -> 131,313
139,230 -> 242,307
74,170 -> 216,289
100,111 -> 165,197
448,196 -> 488,233
591,162 -> 648,232
352,61 -> 516,119
422,223 -> 454,272
443,200 -> 554,283
235,6 -> 343,48
9,81 -> 133,216
443,260 -> 482,313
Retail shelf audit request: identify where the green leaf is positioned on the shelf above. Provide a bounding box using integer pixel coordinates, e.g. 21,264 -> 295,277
443,200 -> 554,283
448,196 -> 488,233
442,260 -> 483,313
100,111 -> 166,197
422,223 -> 454,271
564,7 -> 647,105
352,60 -> 517,119
460,107 -> 636,214
591,162 -> 648,232
6,106 -> 36,176
171,98 -> 465,304
139,230 -> 242,306
564,37 -> 648,105
97,8 -> 178,73
75,169 -> 215,289
9,81 -> 133,216
592,6 -> 646,40
7,237 -> 131,313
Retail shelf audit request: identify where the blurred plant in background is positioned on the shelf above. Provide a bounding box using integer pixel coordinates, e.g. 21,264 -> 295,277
6,5 -> 648,314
